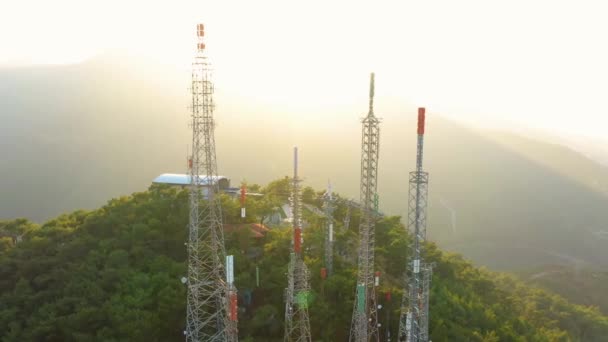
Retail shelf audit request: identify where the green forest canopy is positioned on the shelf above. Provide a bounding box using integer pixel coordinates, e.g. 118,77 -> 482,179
1,179 -> 607,341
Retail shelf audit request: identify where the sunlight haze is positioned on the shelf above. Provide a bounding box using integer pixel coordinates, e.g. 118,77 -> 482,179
1,0 -> 607,142
3,3 -> 608,339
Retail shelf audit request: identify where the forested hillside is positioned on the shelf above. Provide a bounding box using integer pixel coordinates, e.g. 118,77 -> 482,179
1,180 -> 607,341
520,265 -> 608,315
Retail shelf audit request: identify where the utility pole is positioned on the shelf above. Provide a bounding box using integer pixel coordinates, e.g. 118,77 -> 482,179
398,108 -> 432,342
185,23 -> 237,342
284,147 -> 312,342
323,181 -> 335,277
350,73 -> 381,342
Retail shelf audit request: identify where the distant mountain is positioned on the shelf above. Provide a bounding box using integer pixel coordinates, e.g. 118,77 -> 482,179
562,136 -> 608,168
1,56 -> 608,271
0,57 -> 188,221
419,127 -> 608,270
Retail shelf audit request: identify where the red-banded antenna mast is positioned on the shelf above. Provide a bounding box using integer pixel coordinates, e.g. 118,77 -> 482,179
284,147 -> 312,342
398,107 -> 433,342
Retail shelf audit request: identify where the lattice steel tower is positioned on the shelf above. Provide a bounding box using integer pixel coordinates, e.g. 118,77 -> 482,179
323,181 -> 335,277
350,73 -> 381,342
398,108 -> 432,342
185,23 -> 237,342
343,203 -> 352,231
284,147 -> 312,342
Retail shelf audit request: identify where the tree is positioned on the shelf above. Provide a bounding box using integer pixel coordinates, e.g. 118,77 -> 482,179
1,180 -> 607,341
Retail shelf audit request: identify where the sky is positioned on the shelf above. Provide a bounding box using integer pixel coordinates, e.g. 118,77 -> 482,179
1,0 -> 607,143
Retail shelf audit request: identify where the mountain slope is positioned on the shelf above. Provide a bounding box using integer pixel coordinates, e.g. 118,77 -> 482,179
2,57 -> 608,270
520,265 -> 608,315
1,184 -> 607,341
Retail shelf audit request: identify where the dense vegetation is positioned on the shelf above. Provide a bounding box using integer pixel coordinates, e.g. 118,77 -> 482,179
1,179 -> 607,341
519,265 -> 608,316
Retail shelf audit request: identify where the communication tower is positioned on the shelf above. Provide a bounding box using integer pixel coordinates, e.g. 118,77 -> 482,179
240,184 -> 246,218
185,23 -> 237,342
398,108 -> 432,342
349,73 -> 381,342
323,182 -> 335,277
343,204 -> 352,231
284,147 -> 312,342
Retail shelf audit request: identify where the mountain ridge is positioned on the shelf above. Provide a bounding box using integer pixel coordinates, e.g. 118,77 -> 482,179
2,57 -> 607,271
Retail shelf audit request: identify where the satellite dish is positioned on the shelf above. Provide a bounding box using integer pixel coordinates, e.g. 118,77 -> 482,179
181,277 -> 188,284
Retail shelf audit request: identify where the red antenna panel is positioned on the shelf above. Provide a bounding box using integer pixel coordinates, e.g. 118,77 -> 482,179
417,107 -> 426,135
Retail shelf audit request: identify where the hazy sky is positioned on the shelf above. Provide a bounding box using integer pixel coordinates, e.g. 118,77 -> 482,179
1,0 -> 607,142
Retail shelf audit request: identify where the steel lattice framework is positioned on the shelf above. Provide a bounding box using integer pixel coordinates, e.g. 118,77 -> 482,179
343,203 -> 352,231
350,73 -> 381,342
323,182 -> 335,277
185,24 -> 237,342
284,147 -> 312,342
398,108 -> 432,342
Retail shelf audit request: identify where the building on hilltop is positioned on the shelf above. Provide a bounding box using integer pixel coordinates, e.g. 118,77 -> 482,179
153,173 -> 231,190
153,173 -> 263,199
224,223 -> 270,239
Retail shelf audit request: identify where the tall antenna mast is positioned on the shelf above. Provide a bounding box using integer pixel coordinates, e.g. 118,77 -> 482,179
350,73 -> 381,342
343,203 -> 352,231
323,181 -> 335,277
185,23 -> 237,342
284,147 -> 312,342
240,183 -> 247,219
398,108 -> 432,342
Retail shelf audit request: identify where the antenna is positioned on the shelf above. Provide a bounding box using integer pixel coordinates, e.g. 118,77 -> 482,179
226,255 -> 238,324
185,23 -> 237,342
284,147 -> 312,342
344,199 -> 353,231
350,73 -> 382,342
323,180 -> 335,277
398,107 -> 432,342
240,183 -> 246,218
187,145 -> 192,171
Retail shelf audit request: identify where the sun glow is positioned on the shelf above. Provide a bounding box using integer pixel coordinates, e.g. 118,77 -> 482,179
2,0 -> 607,141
